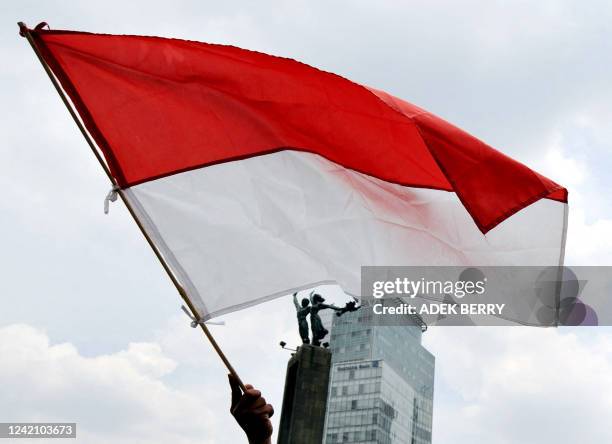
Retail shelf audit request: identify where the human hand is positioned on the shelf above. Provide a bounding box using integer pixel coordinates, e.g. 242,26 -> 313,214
228,374 -> 274,444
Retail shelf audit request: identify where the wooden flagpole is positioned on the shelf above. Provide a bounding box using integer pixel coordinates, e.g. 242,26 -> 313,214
18,22 -> 246,392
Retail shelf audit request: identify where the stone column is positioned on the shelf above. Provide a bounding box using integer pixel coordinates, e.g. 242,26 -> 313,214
277,345 -> 332,444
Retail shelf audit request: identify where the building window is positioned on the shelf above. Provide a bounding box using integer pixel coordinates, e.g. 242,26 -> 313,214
351,400 -> 357,410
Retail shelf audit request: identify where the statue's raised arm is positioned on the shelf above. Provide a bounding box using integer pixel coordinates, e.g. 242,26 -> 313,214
319,302 -> 342,311
301,291 -> 362,347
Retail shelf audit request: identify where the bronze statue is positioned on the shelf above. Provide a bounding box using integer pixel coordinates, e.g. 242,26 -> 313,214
309,291 -> 343,346
292,292 -> 311,344
292,290 -> 361,346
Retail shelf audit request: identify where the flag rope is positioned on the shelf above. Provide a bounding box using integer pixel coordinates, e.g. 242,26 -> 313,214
103,185 -> 120,214
181,305 -> 226,327
18,21 -> 247,392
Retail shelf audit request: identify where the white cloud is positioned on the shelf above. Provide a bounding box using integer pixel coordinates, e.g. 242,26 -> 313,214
530,132 -> 612,265
565,208 -> 612,265
0,324 -> 216,444
424,327 -> 612,444
538,143 -> 588,189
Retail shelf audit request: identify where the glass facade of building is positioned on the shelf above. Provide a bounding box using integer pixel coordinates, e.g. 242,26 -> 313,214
323,305 -> 434,444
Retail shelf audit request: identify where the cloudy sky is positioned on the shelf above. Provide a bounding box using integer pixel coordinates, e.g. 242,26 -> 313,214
1,1 -> 612,443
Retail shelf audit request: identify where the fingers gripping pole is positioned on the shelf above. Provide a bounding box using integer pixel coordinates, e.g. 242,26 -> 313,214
18,21 -> 246,393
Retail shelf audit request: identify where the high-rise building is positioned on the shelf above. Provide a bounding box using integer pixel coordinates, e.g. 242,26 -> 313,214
323,302 -> 435,444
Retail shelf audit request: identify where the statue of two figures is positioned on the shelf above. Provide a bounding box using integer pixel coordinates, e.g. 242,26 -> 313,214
293,290 -> 361,347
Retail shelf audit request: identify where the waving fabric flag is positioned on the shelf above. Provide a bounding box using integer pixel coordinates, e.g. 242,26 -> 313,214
30,28 -> 568,319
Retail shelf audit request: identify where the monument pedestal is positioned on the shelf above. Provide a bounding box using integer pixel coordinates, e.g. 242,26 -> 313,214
277,345 -> 332,444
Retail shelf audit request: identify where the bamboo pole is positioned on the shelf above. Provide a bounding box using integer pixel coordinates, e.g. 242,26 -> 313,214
18,22 -> 246,392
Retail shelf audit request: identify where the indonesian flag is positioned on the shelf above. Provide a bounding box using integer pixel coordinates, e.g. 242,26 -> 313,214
31,28 -> 568,319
